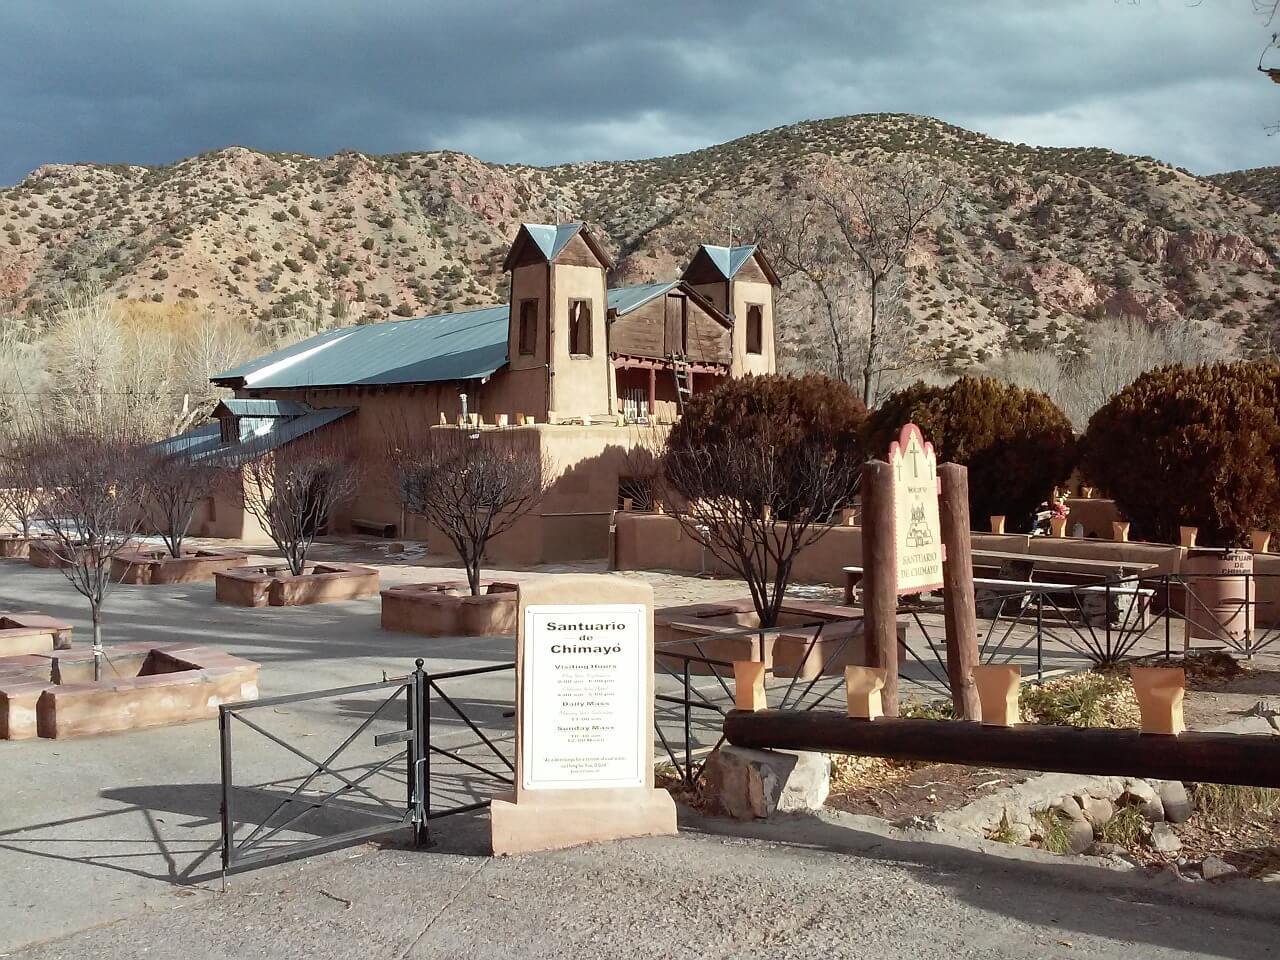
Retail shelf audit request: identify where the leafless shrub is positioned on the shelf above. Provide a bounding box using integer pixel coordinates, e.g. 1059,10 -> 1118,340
0,440 -> 43,538
148,452 -> 234,558
391,428 -> 551,595
25,423 -> 153,678
663,436 -> 861,628
617,424 -> 668,511
240,430 -> 360,576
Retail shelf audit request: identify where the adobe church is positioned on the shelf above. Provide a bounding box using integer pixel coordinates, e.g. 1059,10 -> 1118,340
160,222 -> 779,563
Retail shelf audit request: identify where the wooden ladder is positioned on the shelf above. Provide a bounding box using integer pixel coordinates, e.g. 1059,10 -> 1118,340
669,354 -> 693,412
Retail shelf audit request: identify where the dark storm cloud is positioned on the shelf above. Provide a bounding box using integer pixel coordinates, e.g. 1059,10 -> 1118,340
0,0 -> 1276,186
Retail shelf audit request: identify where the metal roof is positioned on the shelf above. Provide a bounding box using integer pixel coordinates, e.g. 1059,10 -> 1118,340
213,398 -> 311,418
700,243 -> 759,279
607,281 -> 678,317
525,223 -> 586,262
212,305 -> 510,389
152,407 -> 355,465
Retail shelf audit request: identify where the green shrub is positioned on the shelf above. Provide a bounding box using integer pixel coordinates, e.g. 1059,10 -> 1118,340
1080,362 -> 1280,545
864,377 -> 1076,532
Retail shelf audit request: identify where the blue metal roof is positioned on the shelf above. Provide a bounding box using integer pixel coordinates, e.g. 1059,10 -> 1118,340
212,305 -> 510,389
607,281 -> 678,317
700,244 -> 759,279
153,407 -> 355,465
214,398 -> 311,418
524,222 -> 586,262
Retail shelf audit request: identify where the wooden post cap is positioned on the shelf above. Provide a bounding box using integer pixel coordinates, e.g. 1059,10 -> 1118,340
845,666 -> 887,720
733,661 -> 767,712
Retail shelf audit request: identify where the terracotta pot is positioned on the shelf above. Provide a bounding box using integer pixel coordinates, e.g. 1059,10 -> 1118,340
1049,516 -> 1067,538
1179,526 -> 1198,549
844,666 -> 887,720
972,664 -> 1020,727
989,515 -> 1006,534
1130,666 -> 1185,735
1112,521 -> 1130,543
1183,548 -> 1253,647
1251,530 -> 1272,554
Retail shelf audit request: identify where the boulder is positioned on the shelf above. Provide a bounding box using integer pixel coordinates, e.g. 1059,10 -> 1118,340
703,746 -> 830,821
1054,796 -> 1086,822
1121,780 -> 1165,822
1063,817 -> 1096,854
1158,781 -> 1193,824
1076,795 -> 1115,829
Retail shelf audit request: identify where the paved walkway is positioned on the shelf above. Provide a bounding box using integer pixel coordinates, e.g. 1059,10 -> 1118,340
10,810 -> 1280,959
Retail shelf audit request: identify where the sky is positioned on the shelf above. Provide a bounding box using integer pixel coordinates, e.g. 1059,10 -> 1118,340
0,0 -> 1277,186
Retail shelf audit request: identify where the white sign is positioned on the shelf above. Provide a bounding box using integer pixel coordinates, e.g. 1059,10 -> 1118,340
521,603 -> 647,791
888,422 -> 945,595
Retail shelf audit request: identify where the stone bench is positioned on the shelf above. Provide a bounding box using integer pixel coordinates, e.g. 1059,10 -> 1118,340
352,518 -> 397,538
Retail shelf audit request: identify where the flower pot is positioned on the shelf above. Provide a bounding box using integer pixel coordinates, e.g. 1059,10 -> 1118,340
1130,666 -> 1185,735
844,666 -> 886,719
733,661 -> 767,712
1112,521 -> 1130,543
1049,516 -> 1067,538
1251,530 -> 1272,554
972,664 -> 1020,726
989,515 -> 1006,534
1179,526 -> 1198,549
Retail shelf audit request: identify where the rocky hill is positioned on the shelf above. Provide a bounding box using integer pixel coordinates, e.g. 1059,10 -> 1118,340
2,114 -> 1279,368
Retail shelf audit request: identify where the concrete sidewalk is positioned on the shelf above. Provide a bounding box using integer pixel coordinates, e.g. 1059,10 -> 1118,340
10,809 -> 1280,960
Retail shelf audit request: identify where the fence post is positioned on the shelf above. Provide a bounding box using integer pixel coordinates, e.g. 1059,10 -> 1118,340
219,706 -> 234,876
411,658 -> 429,847
862,460 -> 899,716
939,463 -> 980,720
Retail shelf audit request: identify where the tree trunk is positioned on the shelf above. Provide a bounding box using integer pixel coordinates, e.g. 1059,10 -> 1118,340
862,279 -> 879,408
466,553 -> 482,597
92,604 -> 103,682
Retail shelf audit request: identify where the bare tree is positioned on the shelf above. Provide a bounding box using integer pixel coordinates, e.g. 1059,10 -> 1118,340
240,432 -> 360,576
757,161 -> 950,406
392,429 -> 551,595
27,424 -> 152,679
148,452 -> 232,558
663,436 -> 861,629
0,440 -> 43,539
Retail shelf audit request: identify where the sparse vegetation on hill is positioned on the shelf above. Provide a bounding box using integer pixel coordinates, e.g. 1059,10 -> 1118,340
1,113 -> 1278,383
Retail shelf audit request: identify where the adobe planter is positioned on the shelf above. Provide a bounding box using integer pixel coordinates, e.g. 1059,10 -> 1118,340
380,581 -> 518,637
215,562 -> 379,607
0,534 -> 37,559
0,613 -> 72,658
27,540 -> 85,569
111,546 -> 249,585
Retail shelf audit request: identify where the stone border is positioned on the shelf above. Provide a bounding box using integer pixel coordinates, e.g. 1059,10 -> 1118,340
380,580 -> 518,637
0,613 -> 72,658
110,547 -> 249,585
0,641 -> 260,740
654,598 -> 875,678
215,562 -> 380,607
0,535 -> 37,559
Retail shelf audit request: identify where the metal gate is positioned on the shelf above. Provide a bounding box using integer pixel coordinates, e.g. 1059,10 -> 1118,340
220,659 -> 515,874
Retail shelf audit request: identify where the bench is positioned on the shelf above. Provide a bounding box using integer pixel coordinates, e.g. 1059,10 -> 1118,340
973,577 -> 1156,626
352,518 -> 397,538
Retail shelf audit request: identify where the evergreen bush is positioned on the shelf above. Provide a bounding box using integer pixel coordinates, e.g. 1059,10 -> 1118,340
1080,362 -> 1280,545
864,377 -> 1076,532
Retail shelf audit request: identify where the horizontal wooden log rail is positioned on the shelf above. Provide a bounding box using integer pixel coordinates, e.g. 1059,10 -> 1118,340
723,710 -> 1280,788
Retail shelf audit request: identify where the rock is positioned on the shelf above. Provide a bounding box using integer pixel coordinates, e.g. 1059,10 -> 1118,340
1007,822 -> 1033,845
1121,780 -> 1165,822
1149,822 -> 1183,854
1158,781 -> 1193,824
1054,796 -> 1086,821
387,542 -> 406,554
1076,795 -> 1115,828
703,746 -> 830,821
1201,855 -> 1239,880
1063,817 -> 1096,854
1088,841 -> 1124,858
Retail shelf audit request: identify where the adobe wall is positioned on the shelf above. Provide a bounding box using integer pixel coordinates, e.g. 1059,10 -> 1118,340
548,263 -> 612,418
729,279 -> 776,377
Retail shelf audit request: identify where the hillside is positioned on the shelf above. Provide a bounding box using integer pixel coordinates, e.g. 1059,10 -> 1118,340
2,114 -> 1279,369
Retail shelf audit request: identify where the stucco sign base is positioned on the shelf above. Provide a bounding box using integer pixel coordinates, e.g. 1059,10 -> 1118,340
490,574 -> 676,857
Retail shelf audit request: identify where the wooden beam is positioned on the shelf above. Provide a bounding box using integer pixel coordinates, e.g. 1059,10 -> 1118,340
861,460 -> 899,716
723,711 -> 1280,788
939,463 -> 980,720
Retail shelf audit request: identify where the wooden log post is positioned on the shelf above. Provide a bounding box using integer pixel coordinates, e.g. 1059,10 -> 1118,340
861,460 -> 899,716
939,463 -> 980,720
723,711 -> 1280,788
